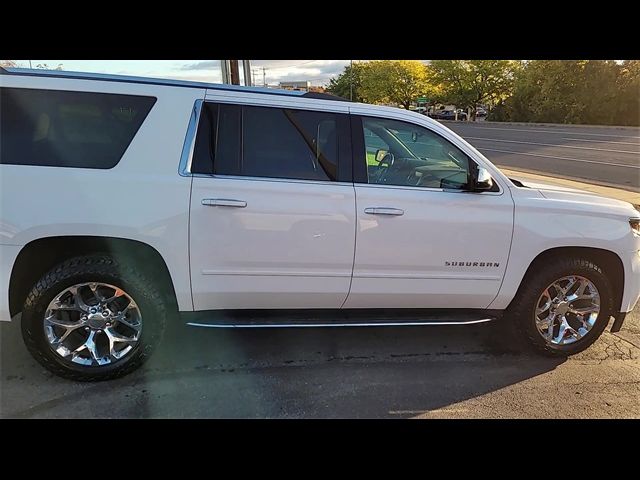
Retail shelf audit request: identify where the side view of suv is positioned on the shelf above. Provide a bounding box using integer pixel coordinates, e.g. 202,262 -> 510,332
1,67 -> 639,381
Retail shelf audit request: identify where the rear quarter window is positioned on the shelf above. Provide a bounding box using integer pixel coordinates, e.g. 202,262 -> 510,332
0,87 -> 156,169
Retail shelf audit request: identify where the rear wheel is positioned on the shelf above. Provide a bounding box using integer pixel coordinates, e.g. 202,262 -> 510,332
21,254 -> 166,381
508,256 -> 614,356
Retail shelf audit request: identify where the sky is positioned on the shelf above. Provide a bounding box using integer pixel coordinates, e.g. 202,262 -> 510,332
12,60 -> 352,86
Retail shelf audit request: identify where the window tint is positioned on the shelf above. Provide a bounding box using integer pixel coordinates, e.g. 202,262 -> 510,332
191,102 -> 218,175
241,106 -> 338,181
1,88 -> 156,169
361,117 -> 471,190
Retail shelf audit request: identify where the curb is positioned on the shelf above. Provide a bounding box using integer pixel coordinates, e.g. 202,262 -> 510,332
441,120 -> 640,131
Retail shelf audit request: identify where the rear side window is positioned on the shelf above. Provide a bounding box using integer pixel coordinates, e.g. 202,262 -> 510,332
191,102 -> 344,182
242,106 -> 338,181
0,87 -> 156,169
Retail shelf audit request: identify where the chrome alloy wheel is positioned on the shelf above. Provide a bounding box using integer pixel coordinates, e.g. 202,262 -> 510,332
43,282 -> 142,366
534,275 -> 601,346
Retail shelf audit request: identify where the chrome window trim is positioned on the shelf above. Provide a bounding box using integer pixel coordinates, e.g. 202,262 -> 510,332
192,173 -> 353,187
180,99 -> 502,196
178,99 -> 204,177
353,181 -> 504,196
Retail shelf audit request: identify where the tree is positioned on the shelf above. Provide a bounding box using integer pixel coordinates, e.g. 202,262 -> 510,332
429,60 -> 518,118
497,60 -> 636,125
614,60 -> 640,126
359,60 -> 434,109
326,62 -> 368,102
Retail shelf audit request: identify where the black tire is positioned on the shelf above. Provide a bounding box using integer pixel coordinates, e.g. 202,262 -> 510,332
507,256 -> 614,356
21,254 -> 166,381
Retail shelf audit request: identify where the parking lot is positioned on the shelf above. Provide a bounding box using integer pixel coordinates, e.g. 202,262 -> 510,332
1,307 -> 638,418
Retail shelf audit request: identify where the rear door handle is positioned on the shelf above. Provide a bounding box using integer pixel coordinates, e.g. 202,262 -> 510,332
202,198 -> 247,208
364,207 -> 404,216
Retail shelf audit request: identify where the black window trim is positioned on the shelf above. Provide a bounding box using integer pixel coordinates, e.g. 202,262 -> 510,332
188,100 -> 353,184
1,86 -> 157,170
350,113 -> 503,195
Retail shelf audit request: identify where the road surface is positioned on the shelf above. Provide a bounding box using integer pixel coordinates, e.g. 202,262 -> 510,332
2,309 -> 638,418
444,121 -> 640,191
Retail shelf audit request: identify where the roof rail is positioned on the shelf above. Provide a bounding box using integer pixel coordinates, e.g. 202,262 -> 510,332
2,68 -> 353,104
1,67 -> 346,100
302,91 -> 350,102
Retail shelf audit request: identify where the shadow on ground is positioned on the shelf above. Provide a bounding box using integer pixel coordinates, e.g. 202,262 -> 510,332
0,314 -> 572,418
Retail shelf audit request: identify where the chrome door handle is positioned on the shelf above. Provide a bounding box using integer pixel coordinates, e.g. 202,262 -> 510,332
202,198 -> 247,208
364,207 -> 404,216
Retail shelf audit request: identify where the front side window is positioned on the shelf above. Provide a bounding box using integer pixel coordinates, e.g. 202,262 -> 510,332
361,116 -> 471,190
1,88 -> 156,169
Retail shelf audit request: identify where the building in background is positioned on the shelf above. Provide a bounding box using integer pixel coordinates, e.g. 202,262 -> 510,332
279,81 -> 311,91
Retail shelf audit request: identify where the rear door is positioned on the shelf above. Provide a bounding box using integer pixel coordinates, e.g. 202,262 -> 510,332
188,95 -> 355,310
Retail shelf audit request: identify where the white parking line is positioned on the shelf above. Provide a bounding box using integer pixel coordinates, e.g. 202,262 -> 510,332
479,147 -> 640,169
562,137 -> 640,146
466,136 -> 639,155
456,125 -> 640,139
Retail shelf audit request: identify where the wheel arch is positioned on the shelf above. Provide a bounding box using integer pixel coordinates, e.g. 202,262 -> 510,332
9,236 -> 179,318
509,246 -> 624,312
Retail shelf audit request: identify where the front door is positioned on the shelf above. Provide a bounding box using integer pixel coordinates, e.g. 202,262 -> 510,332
344,114 -> 514,309
189,100 -> 355,310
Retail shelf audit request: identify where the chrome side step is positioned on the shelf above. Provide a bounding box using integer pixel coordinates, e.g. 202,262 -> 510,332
187,318 -> 495,329
183,309 -> 500,329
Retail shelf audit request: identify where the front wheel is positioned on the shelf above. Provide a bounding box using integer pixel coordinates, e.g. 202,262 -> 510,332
507,256 -> 615,356
21,254 -> 166,381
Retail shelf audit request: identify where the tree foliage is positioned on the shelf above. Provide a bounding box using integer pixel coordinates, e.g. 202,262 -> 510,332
491,60 -> 639,126
327,60 -> 435,109
326,62 -> 368,102
359,60 -> 435,109
428,60 -> 519,117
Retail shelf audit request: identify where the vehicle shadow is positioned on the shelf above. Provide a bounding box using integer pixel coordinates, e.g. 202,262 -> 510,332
1,315 -> 568,418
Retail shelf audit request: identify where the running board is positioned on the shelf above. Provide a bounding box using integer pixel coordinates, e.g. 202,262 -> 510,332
183,309 -> 500,329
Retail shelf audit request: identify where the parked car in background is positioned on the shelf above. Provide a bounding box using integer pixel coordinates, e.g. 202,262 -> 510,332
433,110 -> 467,121
476,107 -> 488,117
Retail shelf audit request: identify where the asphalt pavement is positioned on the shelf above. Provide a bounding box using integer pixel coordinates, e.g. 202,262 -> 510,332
444,121 -> 640,191
2,309 -> 638,418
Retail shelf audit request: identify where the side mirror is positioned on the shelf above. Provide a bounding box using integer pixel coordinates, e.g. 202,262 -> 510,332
375,149 -> 389,163
473,166 -> 494,191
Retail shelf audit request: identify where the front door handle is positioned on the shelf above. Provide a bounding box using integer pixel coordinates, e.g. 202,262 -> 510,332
202,198 -> 247,208
364,207 -> 404,216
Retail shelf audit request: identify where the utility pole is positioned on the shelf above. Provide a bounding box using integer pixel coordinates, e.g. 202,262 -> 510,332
242,60 -> 252,86
220,60 -> 231,84
263,67 -> 266,87
229,60 -> 240,85
349,59 -> 353,101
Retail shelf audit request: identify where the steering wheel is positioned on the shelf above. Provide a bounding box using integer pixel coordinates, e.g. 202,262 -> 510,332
371,152 -> 395,183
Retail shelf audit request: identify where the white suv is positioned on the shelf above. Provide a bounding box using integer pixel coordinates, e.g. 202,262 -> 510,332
1,67 -> 639,381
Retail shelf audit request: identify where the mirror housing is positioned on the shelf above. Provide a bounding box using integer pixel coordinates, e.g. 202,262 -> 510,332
375,149 -> 389,163
472,166 -> 494,192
